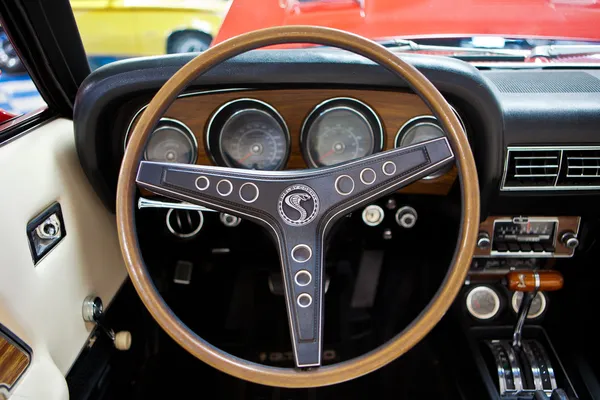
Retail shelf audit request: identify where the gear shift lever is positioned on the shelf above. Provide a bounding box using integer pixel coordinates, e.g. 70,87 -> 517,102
507,270 -> 563,349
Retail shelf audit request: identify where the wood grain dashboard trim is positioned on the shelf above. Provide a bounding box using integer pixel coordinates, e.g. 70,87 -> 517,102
128,88 -> 457,196
0,326 -> 31,392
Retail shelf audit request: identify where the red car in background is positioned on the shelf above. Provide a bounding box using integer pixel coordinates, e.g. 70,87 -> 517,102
214,0 -> 600,55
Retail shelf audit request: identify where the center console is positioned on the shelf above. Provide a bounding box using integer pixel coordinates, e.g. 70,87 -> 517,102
461,215 -> 582,399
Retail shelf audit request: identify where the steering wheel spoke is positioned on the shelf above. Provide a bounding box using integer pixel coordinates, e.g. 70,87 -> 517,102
277,229 -> 324,368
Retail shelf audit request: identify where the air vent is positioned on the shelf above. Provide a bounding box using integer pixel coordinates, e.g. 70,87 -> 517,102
557,149 -> 600,187
502,146 -> 600,191
502,149 -> 560,189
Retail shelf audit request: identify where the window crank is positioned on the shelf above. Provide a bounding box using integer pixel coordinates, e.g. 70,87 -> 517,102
82,296 -> 131,351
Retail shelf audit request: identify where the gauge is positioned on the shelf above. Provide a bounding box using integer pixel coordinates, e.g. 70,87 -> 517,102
395,108 -> 464,179
466,286 -> 501,320
301,98 -> 383,168
143,118 -> 197,164
494,219 -> 556,242
207,99 -> 290,170
511,291 -> 547,319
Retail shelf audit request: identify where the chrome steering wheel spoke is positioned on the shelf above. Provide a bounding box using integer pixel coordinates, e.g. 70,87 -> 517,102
135,136 -> 454,368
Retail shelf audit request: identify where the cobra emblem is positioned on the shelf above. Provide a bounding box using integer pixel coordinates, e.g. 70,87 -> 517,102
284,193 -> 312,222
278,184 -> 319,226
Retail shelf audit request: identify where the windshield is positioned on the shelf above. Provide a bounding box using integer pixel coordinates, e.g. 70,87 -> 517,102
65,0 -> 600,69
67,0 -> 600,69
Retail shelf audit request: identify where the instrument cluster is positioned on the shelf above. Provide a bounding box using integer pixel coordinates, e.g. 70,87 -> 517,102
128,96 -> 462,176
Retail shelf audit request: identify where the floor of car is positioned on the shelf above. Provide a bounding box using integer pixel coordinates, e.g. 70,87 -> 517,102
75,198 -> 466,399
94,237 -> 462,399
130,332 -> 457,400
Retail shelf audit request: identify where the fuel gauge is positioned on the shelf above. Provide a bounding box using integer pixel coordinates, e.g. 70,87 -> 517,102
466,286 -> 501,320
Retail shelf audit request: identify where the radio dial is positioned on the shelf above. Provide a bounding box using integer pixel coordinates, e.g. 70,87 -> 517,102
477,232 -> 491,249
561,231 -> 579,249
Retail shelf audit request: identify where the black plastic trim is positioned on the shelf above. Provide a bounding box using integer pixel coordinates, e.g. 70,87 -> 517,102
0,108 -> 56,146
74,50 -> 503,214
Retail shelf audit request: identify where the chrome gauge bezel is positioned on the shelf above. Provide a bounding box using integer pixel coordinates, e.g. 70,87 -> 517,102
511,291 -> 547,319
206,98 -> 291,171
300,97 -> 384,169
394,107 -> 464,180
466,286 -> 501,320
141,118 -> 198,164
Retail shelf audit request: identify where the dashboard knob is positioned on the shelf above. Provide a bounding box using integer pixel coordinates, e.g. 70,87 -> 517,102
395,206 -> 417,228
220,213 -> 242,227
362,205 -> 385,226
560,231 -> 579,250
477,232 -> 491,249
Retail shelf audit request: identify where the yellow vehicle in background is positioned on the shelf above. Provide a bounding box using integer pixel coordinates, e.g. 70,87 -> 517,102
0,0 -> 230,72
72,0 -> 230,56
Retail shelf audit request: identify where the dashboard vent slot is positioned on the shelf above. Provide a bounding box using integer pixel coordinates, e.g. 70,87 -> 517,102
487,71 -> 600,93
502,146 -> 600,191
558,149 -> 600,187
503,149 -> 560,189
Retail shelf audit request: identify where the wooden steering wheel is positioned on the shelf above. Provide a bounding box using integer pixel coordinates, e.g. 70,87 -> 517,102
116,26 -> 479,388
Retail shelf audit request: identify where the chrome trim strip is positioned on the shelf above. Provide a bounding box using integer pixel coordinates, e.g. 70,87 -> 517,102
501,145 -> 600,191
522,341 -> 544,391
500,341 -> 524,394
534,341 -> 558,393
138,196 -> 215,212
486,341 -> 510,395
300,97 -> 384,168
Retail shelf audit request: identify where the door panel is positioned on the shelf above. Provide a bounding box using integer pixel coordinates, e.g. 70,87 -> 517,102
0,118 -> 126,399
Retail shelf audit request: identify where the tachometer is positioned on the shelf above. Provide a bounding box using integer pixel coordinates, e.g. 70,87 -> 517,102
207,99 -> 290,170
301,98 -> 383,168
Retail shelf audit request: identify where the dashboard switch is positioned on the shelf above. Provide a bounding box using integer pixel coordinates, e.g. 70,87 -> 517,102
395,206 -> 417,228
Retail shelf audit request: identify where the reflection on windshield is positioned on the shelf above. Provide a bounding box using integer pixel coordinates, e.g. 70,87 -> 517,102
2,0 -> 600,115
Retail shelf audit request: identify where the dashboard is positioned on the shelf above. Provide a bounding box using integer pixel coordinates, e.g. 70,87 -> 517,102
74,49 -> 600,221
124,88 -> 459,195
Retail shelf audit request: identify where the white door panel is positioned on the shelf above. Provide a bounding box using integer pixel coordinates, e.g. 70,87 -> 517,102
0,118 -> 127,399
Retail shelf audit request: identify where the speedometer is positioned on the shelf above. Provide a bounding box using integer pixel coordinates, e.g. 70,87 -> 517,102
207,99 -> 290,171
301,98 -> 383,168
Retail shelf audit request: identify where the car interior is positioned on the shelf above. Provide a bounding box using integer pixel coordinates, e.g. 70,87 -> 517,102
1,1 -> 600,400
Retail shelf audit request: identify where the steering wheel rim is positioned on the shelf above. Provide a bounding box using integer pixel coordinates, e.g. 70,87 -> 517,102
116,26 -> 480,388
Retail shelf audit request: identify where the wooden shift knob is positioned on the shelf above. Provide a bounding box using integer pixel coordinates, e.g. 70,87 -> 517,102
507,270 -> 563,292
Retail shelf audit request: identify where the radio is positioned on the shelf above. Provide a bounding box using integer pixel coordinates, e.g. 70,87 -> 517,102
474,216 -> 580,258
